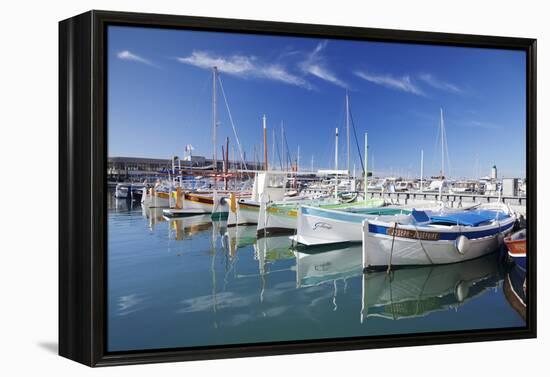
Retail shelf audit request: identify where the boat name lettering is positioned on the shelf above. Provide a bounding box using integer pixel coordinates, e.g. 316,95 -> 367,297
313,222 -> 332,231
386,227 -> 440,241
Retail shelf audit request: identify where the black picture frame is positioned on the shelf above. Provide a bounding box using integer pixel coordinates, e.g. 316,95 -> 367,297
59,9 -> 537,367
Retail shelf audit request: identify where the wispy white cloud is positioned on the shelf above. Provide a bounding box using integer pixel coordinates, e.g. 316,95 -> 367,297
354,71 -> 424,96
299,41 -> 347,88
177,51 -> 311,89
459,120 -> 501,130
116,50 -> 155,66
418,73 -> 462,94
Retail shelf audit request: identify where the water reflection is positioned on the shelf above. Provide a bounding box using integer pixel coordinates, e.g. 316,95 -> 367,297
295,245 -> 362,288
294,245 -> 362,312
503,262 -> 526,321
361,252 -> 502,322
142,206 -> 167,230
108,199 -> 525,351
167,215 -> 212,240
222,225 -> 257,257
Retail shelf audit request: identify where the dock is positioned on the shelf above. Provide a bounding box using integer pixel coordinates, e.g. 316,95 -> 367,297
365,191 -> 527,216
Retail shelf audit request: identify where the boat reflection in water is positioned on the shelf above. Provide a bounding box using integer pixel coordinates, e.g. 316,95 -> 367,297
294,245 -> 362,288
503,262 -> 526,321
141,206 -> 167,231
166,214 -> 212,241
294,244 -> 363,311
222,225 -> 257,257
361,252 -> 501,323
255,235 -> 295,272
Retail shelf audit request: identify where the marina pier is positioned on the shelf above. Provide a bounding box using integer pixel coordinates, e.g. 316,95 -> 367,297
365,191 -> 527,215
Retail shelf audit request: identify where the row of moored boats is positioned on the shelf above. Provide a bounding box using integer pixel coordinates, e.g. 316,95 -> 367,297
123,170 -> 526,272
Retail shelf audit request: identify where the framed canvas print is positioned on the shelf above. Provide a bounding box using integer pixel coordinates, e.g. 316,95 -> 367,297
59,10 -> 536,367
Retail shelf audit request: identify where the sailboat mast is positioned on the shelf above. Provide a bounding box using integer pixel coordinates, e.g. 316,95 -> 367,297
346,91 -> 350,174
263,114 -> 268,171
281,122 -> 285,172
212,67 -> 218,173
335,127 -> 339,199
364,133 -> 368,202
440,108 -> 445,178
224,137 -> 229,190
420,149 -> 424,192
271,129 -> 275,171
297,145 -> 300,172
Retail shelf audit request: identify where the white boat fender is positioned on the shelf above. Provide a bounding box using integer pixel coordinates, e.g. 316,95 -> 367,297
455,280 -> 469,302
455,235 -> 470,255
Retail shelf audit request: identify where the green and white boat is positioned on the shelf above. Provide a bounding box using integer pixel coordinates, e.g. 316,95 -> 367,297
292,204 -> 412,246
257,197 -> 386,237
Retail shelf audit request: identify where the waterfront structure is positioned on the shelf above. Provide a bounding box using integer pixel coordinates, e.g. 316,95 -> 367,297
107,155 -> 265,181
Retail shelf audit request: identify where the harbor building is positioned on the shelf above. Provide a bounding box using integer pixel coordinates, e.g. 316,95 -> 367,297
108,156 -> 265,181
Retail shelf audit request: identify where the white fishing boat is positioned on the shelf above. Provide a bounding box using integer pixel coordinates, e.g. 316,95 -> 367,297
362,203 -> 516,269
394,180 -> 416,192
293,205 -> 412,246
115,182 -> 146,201
141,186 -> 172,208
257,197 -> 383,237
450,180 -> 479,194
227,171 -> 288,226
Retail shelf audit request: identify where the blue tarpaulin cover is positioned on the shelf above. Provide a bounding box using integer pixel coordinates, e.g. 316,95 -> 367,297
427,210 -> 509,226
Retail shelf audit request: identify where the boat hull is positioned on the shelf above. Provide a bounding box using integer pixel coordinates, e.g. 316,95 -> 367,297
237,201 -> 260,224
504,230 -> 527,270
294,205 -> 409,246
258,198 -> 386,237
257,203 -> 298,236
179,192 -> 229,215
149,192 -> 171,208
362,216 -> 515,268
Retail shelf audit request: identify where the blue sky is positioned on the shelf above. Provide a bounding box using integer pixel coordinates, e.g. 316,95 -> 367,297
108,26 -> 526,178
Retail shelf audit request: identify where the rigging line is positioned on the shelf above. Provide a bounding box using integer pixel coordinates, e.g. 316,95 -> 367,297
273,131 -> 283,170
443,119 -> 452,178
271,129 -> 276,171
348,102 -> 365,174
283,129 -> 293,167
217,75 -> 248,172
326,127 -> 335,169
431,118 -> 441,177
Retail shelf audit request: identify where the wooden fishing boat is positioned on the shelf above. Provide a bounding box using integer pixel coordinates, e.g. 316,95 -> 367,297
258,198 -> 384,237
362,204 -> 516,269
504,228 -> 526,270
226,171 -> 288,226
293,205 -> 411,246
141,187 -> 171,208
163,190 -> 248,219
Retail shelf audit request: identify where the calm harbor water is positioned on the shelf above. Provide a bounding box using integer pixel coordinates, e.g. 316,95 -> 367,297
107,197 -> 526,352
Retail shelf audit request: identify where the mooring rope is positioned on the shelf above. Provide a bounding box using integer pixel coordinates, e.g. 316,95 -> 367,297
386,222 -> 398,274
414,224 -> 435,265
